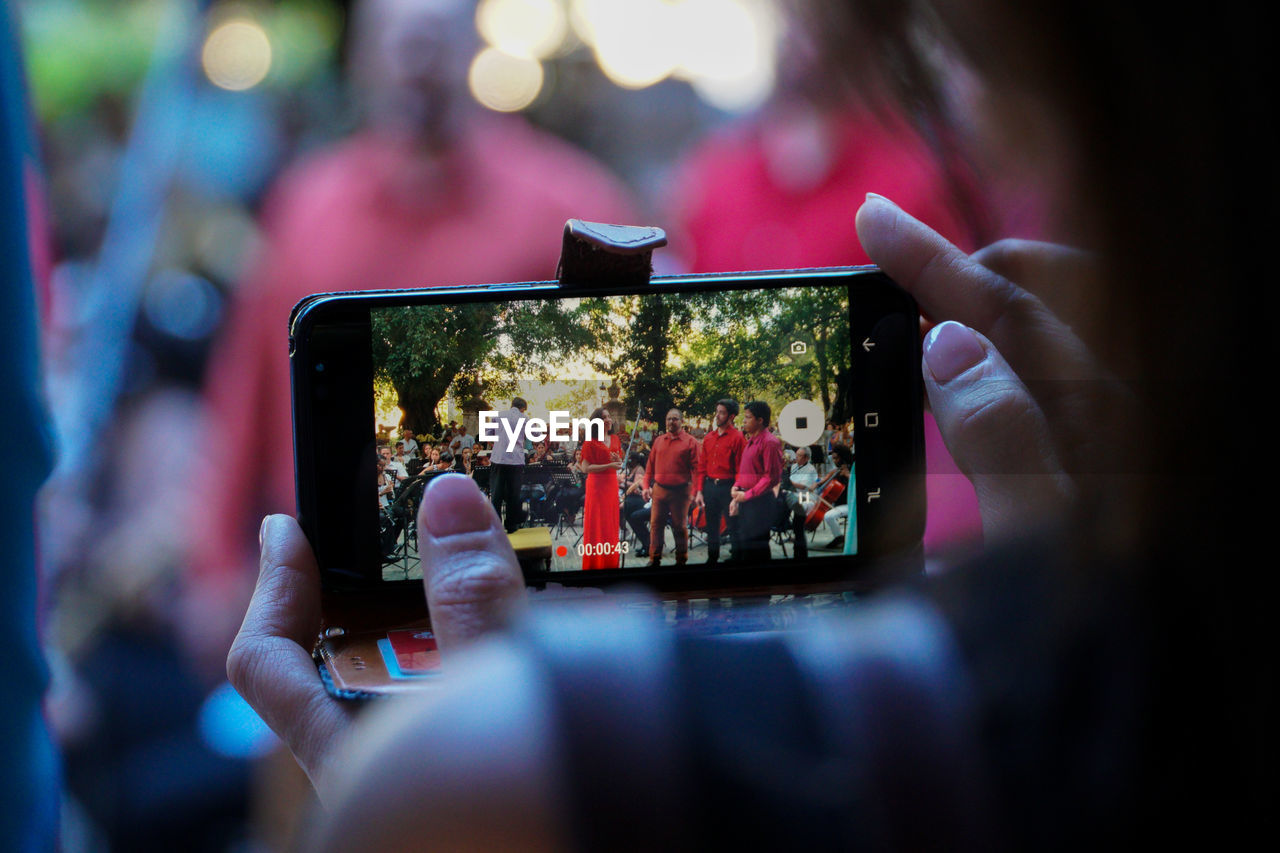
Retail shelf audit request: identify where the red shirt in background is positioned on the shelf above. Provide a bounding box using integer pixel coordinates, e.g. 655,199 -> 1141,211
644,430 -> 699,490
695,425 -> 745,491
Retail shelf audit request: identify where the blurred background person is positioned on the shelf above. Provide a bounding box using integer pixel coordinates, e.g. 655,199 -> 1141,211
666,8 -> 987,564
188,0 -> 637,664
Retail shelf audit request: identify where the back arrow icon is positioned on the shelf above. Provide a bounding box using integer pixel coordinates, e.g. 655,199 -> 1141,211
862,338 -> 875,352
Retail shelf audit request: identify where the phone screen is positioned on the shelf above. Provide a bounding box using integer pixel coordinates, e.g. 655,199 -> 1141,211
371,282 -> 857,582
293,268 -> 923,593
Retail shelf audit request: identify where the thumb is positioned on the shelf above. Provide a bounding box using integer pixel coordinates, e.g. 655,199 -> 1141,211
417,474 -> 527,655
923,321 -> 1075,542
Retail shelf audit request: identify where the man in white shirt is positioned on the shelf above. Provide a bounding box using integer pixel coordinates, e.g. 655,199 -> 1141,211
400,428 -> 420,459
788,446 -> 819,505
489,397 -> 531,532
450,425 -> 475,455
394,440 -> 412,465
379,445 -> 409,482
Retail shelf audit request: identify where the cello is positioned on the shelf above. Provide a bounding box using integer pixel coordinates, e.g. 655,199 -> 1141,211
804,470 -> 847,531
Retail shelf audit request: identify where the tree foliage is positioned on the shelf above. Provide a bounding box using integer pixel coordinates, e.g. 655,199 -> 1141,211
371,299 -> 591,432
604,281 -> 855,422
371,285 -> 852,433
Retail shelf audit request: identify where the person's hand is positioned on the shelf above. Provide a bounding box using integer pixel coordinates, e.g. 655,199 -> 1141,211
856,194 -> 1133,542
694,491 -> 705,508
225,515 -> 358,792
227,474 -> 528,798
642,487 -> 652,501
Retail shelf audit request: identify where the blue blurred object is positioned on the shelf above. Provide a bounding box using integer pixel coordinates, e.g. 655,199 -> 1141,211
179,86 -> 283,201
142,267 -> 223,343
50,0 -> 205,478
198,680 -> 279,760
0,1 -> 58,849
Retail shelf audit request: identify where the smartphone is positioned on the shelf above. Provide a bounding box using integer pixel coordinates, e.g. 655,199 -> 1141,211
290,267 -> 925,599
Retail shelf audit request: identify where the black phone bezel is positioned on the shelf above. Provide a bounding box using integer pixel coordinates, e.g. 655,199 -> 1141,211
289,266 -> 925,596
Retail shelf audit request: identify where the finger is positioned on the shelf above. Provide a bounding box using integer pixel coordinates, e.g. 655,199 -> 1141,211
856,194 -> 1090,382
857,194 -> 1026,337
227,515 -> 353,785
922,321 -> 1075,542
417,474 -> 527,655
859,193 -> 1116,476
970,239 -> 1102,340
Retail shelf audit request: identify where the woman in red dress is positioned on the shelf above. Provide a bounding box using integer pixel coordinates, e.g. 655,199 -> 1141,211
579,408 -> 622,570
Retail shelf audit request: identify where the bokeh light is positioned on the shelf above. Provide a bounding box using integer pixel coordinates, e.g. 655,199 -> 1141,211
575,0 -> 681,89
476,0 -> 569,60
141,269 -> 223,343
468,0 -> 780,112
201,18 -> 273,91
564,0 -> 776,107
468,47 -> 546,112
676,0 -> 777,111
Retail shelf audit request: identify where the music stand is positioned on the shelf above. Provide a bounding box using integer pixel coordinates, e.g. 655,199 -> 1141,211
521,464 -> 562,527
548,466 -> 583,537
383,469 -> 453,578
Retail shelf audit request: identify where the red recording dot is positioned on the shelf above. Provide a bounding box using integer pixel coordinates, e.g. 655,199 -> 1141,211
556,545 -> 568,557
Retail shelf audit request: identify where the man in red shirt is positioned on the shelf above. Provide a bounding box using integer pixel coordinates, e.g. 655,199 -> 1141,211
730,401 -> 784,564
693,398 -> 746,565
642,409 -> 700,566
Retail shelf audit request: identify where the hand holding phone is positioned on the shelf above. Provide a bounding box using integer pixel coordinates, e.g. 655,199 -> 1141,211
292,264 -> 925,594
233,201 -> 1124,817
227,194 -> 1152,851
856,195 -> 1124,541
286,217 -> 934,700
227,475 -> 527,794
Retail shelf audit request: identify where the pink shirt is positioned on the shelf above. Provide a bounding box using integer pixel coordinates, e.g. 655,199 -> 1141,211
734,429 -> 782,501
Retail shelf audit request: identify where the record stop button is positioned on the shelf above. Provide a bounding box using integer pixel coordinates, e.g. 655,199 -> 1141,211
778,398 -> 825,447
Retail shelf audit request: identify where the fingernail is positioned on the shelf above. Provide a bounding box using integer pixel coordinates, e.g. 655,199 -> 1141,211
924,321 -> 987,383
865,192 -> 899,208
259,515 -> 270,547
423,474 -> 493,537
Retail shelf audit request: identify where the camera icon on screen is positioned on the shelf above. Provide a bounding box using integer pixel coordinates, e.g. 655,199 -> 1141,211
785,334 -> 815,365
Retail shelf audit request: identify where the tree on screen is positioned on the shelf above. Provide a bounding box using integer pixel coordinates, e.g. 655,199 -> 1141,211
371,300 -> 590,434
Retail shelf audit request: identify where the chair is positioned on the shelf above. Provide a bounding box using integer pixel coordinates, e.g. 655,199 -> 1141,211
551,478 -> 585,538
770,497 -> 795,558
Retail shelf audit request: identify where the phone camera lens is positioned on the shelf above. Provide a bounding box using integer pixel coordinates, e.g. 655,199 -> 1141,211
316,363 -> 325,372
